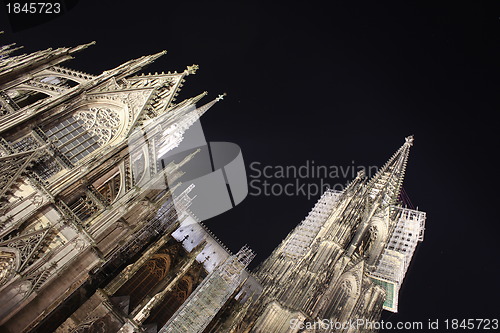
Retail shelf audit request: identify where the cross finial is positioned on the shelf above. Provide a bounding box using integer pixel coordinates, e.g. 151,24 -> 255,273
405,135 -> 414,146
216,92 -> 227,102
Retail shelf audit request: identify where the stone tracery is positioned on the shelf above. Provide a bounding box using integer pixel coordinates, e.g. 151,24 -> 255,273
74,107 -> 121,145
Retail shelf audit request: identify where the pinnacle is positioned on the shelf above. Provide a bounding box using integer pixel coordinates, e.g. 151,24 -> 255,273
138,50 -> 167,66
405,135 -> 414,146
153,50 -> 168,58
148,50 -> 167,61
192,91 -> 208,103
186,64 -> 199,75
69,41 -> 96,53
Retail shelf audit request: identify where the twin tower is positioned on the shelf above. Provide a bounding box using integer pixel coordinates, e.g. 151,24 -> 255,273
0,39 -> 425,333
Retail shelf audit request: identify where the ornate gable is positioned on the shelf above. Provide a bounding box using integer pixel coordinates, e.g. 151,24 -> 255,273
0,227 -> 52,273
0,149 -> 41,203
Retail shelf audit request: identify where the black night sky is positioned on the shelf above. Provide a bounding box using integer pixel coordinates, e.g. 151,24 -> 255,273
1,1 -> 498,331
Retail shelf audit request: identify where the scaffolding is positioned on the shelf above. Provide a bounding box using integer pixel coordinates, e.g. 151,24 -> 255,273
370,207 -> 426,312
107,185 -> 195,264
159,246 -> 255,333
282,189 -> 342,259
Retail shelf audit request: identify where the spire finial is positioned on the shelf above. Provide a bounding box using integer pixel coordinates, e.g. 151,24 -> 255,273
216,92 -> 227,102
186,64 -> 199,75
152,50 -> 167,59
405,135 -> 414,146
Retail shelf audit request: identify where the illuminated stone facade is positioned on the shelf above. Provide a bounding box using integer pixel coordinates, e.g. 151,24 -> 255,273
226,137 -> 426,333
0,38 -> 425,333
0,38 -> 260,333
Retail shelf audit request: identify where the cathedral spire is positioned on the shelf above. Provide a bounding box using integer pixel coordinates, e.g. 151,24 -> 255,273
343,136 -> 414,259
152,93 -> 224,157
0,49 -> 169,134
171,91 -> 208,110
366,135 -> 413,208
0,43 -> 23,58
100,50 -> 167,79
196,93 -> 226,117
0,41 -> 95,87
132,50 -> 167,71
68,41 -> 96,54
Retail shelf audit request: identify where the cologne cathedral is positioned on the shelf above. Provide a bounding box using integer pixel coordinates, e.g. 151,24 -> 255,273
0,38 -> 426,333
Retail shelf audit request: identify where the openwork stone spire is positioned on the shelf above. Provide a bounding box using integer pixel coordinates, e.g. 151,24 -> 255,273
366,135 -> 413,208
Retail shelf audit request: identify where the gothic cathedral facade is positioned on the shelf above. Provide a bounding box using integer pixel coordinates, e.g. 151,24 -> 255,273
0,38 -> 425,333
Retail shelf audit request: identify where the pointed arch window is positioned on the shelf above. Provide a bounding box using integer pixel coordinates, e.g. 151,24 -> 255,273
114,253 -> 171,312
73,107 -> 121,145
44,106 -> 122,164
143,275 -> 194,329
45,117 -> 101,164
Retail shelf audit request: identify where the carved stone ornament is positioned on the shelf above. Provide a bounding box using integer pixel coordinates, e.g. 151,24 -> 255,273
74,107 -> 121,145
